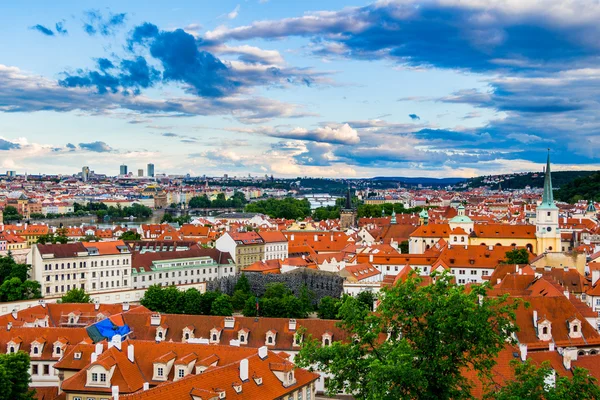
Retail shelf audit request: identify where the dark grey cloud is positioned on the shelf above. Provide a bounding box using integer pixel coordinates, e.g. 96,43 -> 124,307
78,141 -> 113,152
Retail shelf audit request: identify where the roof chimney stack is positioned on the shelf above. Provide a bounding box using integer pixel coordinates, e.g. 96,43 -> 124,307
127,344 -> 134,362
519,344 -> 527,361
143,382 -> 149,391
533,310 -> 538,327
112,386 -> 119,400
240,358 -> 249,381
258,346 -> 268,360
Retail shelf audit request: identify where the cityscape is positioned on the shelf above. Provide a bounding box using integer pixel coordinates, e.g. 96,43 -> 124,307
1,1 -> 600,399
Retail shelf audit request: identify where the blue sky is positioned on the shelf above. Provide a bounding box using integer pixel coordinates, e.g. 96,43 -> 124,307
1,0 -> 599,178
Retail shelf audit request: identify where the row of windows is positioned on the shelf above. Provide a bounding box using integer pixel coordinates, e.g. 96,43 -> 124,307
452,269 -> 490,276
134,267 -> 234,282
30,363 -> 51,376
44,258 -> 129,271
46,283 -> 85,294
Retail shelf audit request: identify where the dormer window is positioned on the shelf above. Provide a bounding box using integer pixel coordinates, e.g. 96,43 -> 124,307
293,333 -> 303,347
210,328 -> 222,343
253,376 -> 263,385
537,319 -> 552,341
74,352 -> 82,360
265,330 -> 277,346
568,318 -> 582,339
157,367 -> 164,377
233,384 -> 242,394
322,332 -> 333,347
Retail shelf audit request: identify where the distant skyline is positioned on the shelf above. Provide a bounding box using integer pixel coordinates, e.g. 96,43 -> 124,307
1,1 -> 600,178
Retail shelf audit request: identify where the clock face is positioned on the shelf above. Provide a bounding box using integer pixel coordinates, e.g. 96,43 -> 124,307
546,227 -> 552,232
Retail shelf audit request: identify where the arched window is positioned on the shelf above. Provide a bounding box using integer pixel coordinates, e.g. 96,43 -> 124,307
240,335 -> 245,342
212,334 -> 217,341
542,327 -> 548,335
526,244 -> 533,252
548,246 -> 553,251
268,336 -> 273,344
158,331 -> 163,339
324,338 -> 330,346
33,347 -> 38,354
184,333 -> 189,340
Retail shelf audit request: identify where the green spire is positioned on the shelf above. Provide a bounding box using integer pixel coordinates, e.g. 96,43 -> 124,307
391,210 -> 397,224
540,149 -> 557,209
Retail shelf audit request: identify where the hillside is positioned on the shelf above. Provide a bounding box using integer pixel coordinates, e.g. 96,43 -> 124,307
555,172 -> 600,203
460,170 -> 599,191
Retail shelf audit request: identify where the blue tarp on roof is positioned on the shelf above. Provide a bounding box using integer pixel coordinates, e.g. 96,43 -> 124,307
86,318 -> 131,343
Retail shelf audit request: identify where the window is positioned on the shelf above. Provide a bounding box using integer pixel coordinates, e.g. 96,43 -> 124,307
33,346 -> 39,355
542,327 -> 548,335
92,373 -> 98,382
157,367 -> 164,377
178,369 -> 185,378
100,373 -> 106,382
268,336 -> 273,344
32,364 -> 38,375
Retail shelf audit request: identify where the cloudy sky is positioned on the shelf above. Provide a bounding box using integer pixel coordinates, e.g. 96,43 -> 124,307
1,0 -> 599,178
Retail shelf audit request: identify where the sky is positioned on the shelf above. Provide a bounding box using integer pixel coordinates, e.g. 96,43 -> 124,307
1,0 -> 599,178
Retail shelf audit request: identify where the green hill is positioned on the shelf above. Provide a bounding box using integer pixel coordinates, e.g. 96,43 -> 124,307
555,172 -> 600,203
461,170 -> 599,192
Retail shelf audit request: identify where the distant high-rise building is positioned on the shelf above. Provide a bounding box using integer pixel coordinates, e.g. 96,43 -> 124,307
120,164 -> 128,176
6,171 -> 15,177
82,166 -> 90,182
138,169 -> 144,177
147,163 -> 155,177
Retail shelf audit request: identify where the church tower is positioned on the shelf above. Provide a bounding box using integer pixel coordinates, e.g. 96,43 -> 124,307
535,151 -> 561,253
340,186 -> 357,230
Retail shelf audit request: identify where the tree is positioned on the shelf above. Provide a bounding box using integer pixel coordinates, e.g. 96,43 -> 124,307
503,248 -> 531,264
234,273 -> 251,294
490,359 -> 600,400
20,281 -> 42,300
140,285 -> 165,312
356,290 -> 376,311
120,231 -> 141,241
199,291 -> 220,315
60,288 -> 92,303
0,278 -> 26,302
211,294 -> 233,316
298,284 -> 316,314
183,288 -> 203,315
296,271 -> 519,400
2,206 -> 22,222
399,240 -> 409,254
162,286 -> 185,314
0,352 -> 36,400
317,296 -> 341,319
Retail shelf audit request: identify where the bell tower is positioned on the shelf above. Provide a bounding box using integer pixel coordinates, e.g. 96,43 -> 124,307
340,185 -> 357,230
535,150 -> 561,253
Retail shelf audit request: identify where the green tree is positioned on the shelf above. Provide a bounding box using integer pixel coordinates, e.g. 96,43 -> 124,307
503,248 -> 531,264
231,290 -> 250,311
199,291 -> 220,315
317,296 -> 341,319
399,240 -> 409,254
211,294 -> 233,316
298,283 -> 316,314
183,288 -> 203,315
0,278 -> 26,302
489,359 -> 600,400
140,285 -> 165,312
0,352 -> 36,400
20,281 -> 41,300
2,206 -> 22,222
296,271 -> 519,400
60,288 -> 92,303
162,286 -> 185,314
234,273 -> 251,294
120,231 -> 142,241
189,195 -> 211,208
356,290 -> 376,311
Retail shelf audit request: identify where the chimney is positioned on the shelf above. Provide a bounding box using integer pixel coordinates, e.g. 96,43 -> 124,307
91,352 -> 98,363
290,234 -> 294,241
122,302 -> 130,311
94,302 -> 100,311
143,382 -> 149,391
563,290 -> 569,299
288,319 -> 297,331
7,322 -> 11,331
240,358 -> 249,381
109,334 -> 122,350
314,234 -> 318,242
224,316 -> 235,329
562,347 -> 578,370
39,300 -> 46,308
369,254 -> 374,263
488,245 -> 493,251
258,346 -> 268,360
533,310 -> 538,327
519,343 -> 527,361
549,342 -> 555,352
563,266 -> 568,272
11,309 -> 17,320
95,342 -> 104,355
127,344 -> 134,362
150,313 -> 161,326
112,386 -> 119,400
496,278 -> 501,285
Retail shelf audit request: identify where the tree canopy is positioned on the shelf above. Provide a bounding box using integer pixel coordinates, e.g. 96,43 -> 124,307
188,192 -> 247,209
242,282 -> 314,318
0,256 -> 41,302
60,288 -> 92,303
120,231 -> 142,241
503,248 -> 531,265
489,359 -> 600,400
245,197 -> 312,219
555,172 -> 600,203
0,351 -> 35,400
296,271 -> 519,400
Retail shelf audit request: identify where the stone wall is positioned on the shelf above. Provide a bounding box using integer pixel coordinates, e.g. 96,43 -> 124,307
208,269 -> 344,304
